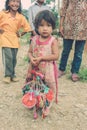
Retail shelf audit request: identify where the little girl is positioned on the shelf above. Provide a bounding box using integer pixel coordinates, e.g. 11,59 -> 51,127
22,10 -> 59,118
0,0 -> 32,83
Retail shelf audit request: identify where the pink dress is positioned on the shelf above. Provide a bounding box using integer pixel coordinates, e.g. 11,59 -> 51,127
27,35 -> 58,102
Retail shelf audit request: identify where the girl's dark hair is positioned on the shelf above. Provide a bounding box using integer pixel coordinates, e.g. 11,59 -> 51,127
5,0 -> 22,13
34,10 -> 56,33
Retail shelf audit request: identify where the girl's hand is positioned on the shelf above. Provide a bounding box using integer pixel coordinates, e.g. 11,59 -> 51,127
16,32 -> 21,37
0,29 -> 4,34
31,57 -> 42,66
32,30 -> 37,36
30,57 -> 38,66
16,32 -> 27,37
59,25 -> 64,37
33,57 -> 42,65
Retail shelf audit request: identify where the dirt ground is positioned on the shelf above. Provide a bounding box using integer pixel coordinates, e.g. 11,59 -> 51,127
0,41 -> 87,130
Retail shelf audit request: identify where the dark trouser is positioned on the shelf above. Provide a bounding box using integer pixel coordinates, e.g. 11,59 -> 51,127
2,47 -> 18,77
59,39 -> 86,73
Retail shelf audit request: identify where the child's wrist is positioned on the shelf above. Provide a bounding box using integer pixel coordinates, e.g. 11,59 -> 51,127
40,56 -> 43,61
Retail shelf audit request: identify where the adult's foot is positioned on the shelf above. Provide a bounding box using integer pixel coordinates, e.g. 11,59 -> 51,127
71,73 -> 79,82
58,70 -> 65,78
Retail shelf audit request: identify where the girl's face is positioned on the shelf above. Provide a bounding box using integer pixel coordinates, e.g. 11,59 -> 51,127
38,19 -> 53,38
8,0 -> 21,12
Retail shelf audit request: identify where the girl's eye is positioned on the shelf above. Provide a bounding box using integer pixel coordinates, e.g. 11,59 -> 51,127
48,24 -> 52,27
39,24 -> 44,26
39,24 -> 52,27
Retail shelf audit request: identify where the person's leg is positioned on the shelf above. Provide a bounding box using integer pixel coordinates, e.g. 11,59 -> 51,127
71,40 -> 86,74
11,48 -> 18,77
2,47 -> 14,77
2,47 -> 13,83
59,39 -> 74,77
11,48 -> 19,81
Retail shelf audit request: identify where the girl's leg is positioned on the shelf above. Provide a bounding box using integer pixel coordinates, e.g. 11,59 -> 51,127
2,47 -> 18,83
59,39 -> 74,71
11,48 -> 18,78
71,40 -> 86,74
2,47 -> 13,78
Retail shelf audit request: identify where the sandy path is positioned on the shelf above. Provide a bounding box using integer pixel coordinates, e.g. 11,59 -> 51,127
0,44 -> 87,130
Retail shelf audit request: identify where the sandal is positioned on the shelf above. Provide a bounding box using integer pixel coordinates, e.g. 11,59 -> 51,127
58,70 -> 65,78
42,107 -> 49,118
71,73 -> 79,82
33,111 -> 38,119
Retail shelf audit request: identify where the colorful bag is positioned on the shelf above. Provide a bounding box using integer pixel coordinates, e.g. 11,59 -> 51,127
22,70 -> 54,119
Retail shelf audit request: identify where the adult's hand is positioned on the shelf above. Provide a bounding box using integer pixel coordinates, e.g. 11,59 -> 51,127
59,25 -> 64,38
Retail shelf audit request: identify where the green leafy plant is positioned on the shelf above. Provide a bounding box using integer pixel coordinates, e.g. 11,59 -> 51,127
79,68 -> 87,82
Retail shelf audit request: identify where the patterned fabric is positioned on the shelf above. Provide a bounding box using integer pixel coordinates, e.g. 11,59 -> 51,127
60,0 -> 87,40
28,35 -> 58,93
